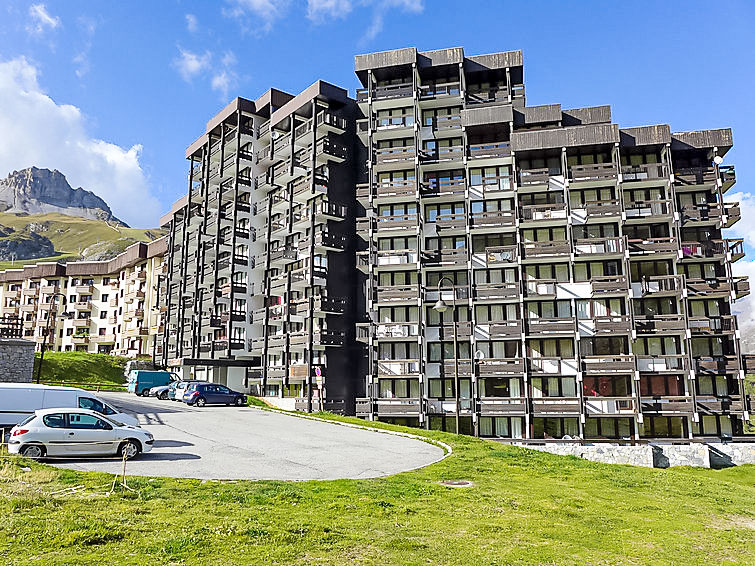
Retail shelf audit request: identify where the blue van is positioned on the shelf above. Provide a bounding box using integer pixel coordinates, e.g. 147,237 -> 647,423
127,370 -> 176,396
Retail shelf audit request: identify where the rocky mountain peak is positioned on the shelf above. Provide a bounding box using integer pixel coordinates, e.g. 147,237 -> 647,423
0,167 -> 127,226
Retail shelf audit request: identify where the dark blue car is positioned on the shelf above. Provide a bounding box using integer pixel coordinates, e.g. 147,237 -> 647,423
183,383 -> 246,407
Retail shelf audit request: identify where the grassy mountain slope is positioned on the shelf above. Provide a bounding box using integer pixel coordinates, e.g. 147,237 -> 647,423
0,212 -> 162,269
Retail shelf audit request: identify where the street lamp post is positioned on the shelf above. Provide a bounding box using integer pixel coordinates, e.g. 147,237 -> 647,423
433,276 -> 460,435
36,292 -> 68,384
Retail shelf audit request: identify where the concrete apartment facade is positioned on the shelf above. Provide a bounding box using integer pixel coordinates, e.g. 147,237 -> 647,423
157,46 -> 750,441
0,238 -> 166,357
159,84 -> 359,409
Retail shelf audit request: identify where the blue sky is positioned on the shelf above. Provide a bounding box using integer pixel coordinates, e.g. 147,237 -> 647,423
0,1 -> 753,231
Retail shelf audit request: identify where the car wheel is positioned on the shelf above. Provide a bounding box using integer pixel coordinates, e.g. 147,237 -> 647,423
118,439 -> 141,460
234,397 -> 244,407
195,397 -> 206,407
20,444 -> 45,460
158,391 -> 168,400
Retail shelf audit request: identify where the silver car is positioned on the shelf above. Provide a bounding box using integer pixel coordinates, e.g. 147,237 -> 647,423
8,408 -> 154,460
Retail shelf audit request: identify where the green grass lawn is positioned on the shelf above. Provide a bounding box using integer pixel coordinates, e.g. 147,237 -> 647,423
0,414 -> 753,566
33,352 -> 128,389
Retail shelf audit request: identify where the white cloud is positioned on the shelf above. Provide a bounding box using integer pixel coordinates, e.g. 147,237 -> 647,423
306,0 -> 353,22
27,4 -> 60,35
223,0 -> 292,33
174,48 -> 211,82
363,0 -> 423,42
72,17 -> 97,79
185,13 -> 199,32
0,57 -> 160,228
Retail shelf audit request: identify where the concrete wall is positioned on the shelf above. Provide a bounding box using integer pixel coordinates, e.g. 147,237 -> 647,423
521,442 -> 755,468
0,339 -> 35,383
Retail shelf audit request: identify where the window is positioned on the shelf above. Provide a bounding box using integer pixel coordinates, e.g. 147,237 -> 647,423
67,413 -> 110,430
102,277 -> 110,285
78,397 -> 105,413
102,294 -> 109,302
42,414 -> 66,428
100,311 -> 107,319
424,202 -> 464,222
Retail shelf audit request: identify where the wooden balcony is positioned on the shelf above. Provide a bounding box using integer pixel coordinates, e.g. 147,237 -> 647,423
468,141 -> 511,159
374,323 -> 420,339
573,237 -> 625,256
591,275 -> 629,294
633,314 -> 686,333
718,165 -> 736,191
475,321 -> 522,340
582,355 -> 635,373
640,275 -> 685,296
621,163 -> 668,182
420,248 -> 468,266
375,214 -> 419,231
71,318 -> 91,328
624,199 -> 672,219
521,241 -> 571,259
22,288 -> 39,297
674,166 -> 717,187
627,237 -> 677,255
357,83 -> 414,103
376,359 -> 420,377
375,145 -> 416,164
477,358 -> 525,376
688,316 -> 736,335
695,356 -> 740,374
432,212 -> 467,231
681,239 -> 744,261
355,397 -> 372,416
484,245 -> 518,265
357,180 -> 416,200
520,202 -> 567,222
640,396 -> 694,414
592,315 -> 632,334
420,178 -> 466,198
470,209 -> 516,230
518,167 -> 556,186
583,396 -> 637,416
531,397 -> 581,416
686,277 -> 731,297
636,355 -> 686,373
583,199 -> 621,218
418,82 -> 461,100
695,396 -> 744,415
375,285 -> 419,302
419,145 -> 464,163
473,282 -> 520,300
528,357 -> 579,375
568,163 -> 617,183
374,398 -> 421,416
480,397 -> 527,416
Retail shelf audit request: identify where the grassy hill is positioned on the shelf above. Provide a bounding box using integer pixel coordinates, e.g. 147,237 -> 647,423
33,352 -> 129,388
0,212 -> 161,270
0,414 -> 753,565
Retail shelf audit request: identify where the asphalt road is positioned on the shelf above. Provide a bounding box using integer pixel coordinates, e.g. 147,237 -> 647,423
50,392 -> 444,481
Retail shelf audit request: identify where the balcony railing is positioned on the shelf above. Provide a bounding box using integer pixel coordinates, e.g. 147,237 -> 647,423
418,82 -> 461,99
621,163 -> 668,181
520,202 -> 567,222
470,210 -> 516,229
376,359 -> 420,377
681,239 -> 744,261
518,167 -> 559,186
624,199 -> 672,218
485,245 -> 518,264
640,275 -> 685,295
374,113 -> 414,130
357,83 -> 414,102
376,285 -> 419,302
674,166 -> 717,186
583,397 -> 637,415
531,397 -> 582,415
473,282 -> 519,300
420,177 -> 466,197
633,314 -> 686,333
421,248 -> 468,265
419,145 -> 464,163
695,355 -> 740,374
627,237 -> 677,254
528,357 -> 579,375
375,213 -> 419,231
583,199 -> 622,217
521,240 -> 571,258
375,145 -> 416,164
688,316 -> 737,334
636,355 -> 686,373
591,275 -> 629,294
478,358 -> 526,376
573,237 -> 625,256
468,142 -> 511,159
374,398 -> 421,416
526,317 -> 575,335
640,396 -> 694,414
568,163 -> 617,182
479,397 -> 527,416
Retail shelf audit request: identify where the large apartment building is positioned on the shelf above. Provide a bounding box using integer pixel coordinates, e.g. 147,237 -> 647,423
159,84 -> 359,409
0,238 -> 166,357
158,46 -> 750,440
353,47 -> 749,441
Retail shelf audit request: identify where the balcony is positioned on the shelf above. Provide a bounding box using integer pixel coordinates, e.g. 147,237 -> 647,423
582,199 -> 622,218
680,202 -> 730,225
573,237 -> 625,257
420,248 -> 468,266
636,355 -> 686,373
355,397 -> 372,416
420,178 -> 466,198
686,277 -> 731,297
624,199 -> 672,220
470,209 -> 516,231
696,395 -> 744,415
375,145 -> 416,165
627,237 -> 677,255
674,166 -> 717,187
681,239 -> 744,261
375,285 -> 419,302
22,288 -> 39,298
375,213 -> 418,231
373,113 -> 414,131
374,323 -> 420,339
526,317 -> 575,335
531,397 -> 582,416
466,86 -> 515,106
718,165 -> 736,191
591,275 -> 629,294
468,141 -> 511,160
583,397 -> 637,416
688,316 -> 737,335
424,114 -> 462,132
90,334 -> 117,344
478,358 -> 526,376
479,397 -> 527,416
568,163 -> 617,183
640,396 -> 694,415
695,355 -> 740,374
315,136 -> 347,163
431,212 -> 467,232
528,357 -> 579,375
639,275 -> 685,296
374,398 -> 421,417
356,83 -> 414,103
473,282 -> 520,301
71,318 -> 91,328
475,321 -> 522,340
71,335 -> 90,345
419,145 -> 464,164
733,276 -> 750,299
633,314 -> 686,334
72,301 -> 92,311
358,180 -> 417,200
524,278 -> 558,297
520,202 -> 567,222
316,110 -> 347,134
376,359 -> 420,377
40,285 -> 60,295
4,290 -> 21,300
469,172 -> 514,196
418,82 -> 461,100
590,315 -> 632,334
621,163 -> 668,182
360,249 -> 419,270
582,354 -> 635,374
75,285 -> 94,294
521,240 -> 571,259
518,167 -> 559,187
484,245 -> 518,265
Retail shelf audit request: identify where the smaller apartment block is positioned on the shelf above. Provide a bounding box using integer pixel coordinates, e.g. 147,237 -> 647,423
0,238 -> 166,356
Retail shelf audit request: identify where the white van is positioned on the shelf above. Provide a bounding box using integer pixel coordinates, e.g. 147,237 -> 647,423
0,384 -> 139,428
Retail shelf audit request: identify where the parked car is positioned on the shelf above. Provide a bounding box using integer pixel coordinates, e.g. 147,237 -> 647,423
183,383 -> 247,407
0,383 -> 139,428
127,370 -> 177,396
170,380 -> 205,401
8,408 -> 153,460
148,383 -> 174,400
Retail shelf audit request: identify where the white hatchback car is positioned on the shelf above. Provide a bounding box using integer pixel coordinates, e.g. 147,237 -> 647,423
8,408 -> 154,460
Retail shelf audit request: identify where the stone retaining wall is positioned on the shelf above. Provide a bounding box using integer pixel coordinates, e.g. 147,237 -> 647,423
520,442 -> 755,468
0,339 -> 35,383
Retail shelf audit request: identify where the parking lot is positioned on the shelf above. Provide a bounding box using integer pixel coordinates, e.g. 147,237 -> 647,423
49,392 -> 445,481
